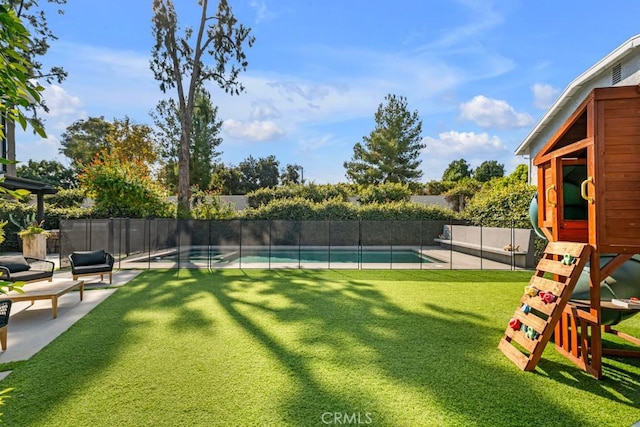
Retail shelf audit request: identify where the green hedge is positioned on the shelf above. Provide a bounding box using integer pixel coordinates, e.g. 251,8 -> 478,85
461,181 -> 536,228
242,198 -> 456,221
358,183 -> 411,204
246,184 -> 350,208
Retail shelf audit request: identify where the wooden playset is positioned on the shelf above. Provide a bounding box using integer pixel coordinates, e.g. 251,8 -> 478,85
499,85 -> 640,379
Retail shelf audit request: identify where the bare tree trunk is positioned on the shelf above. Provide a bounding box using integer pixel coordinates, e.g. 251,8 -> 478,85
177,113 -> 192,218
6,119 -> 16,177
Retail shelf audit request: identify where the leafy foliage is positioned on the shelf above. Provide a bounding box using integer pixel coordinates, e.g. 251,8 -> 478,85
442,159 -> 472,182
17,159 -> 78,189
423,180 -> 454,195
0,5 -> 46,140
238,155 -> 280,193
473,160 -> 505,182
45,188 -> 85,208
210,163 -> 243,195
79,151 -> 173,218
107,116 -> 159,168
358,182 -> 411,204
443,178 -> 481,212
462,181 -> 536,228
358,202 -> 456,220
152,89 -> 223,191
59,116 -> 111,166
242,197 -> 456,221
280,164 -> 304,185
246,184 -> 350,208
190,188 -> 235,219
151,0 -> 255,216
344,94 -> 424,185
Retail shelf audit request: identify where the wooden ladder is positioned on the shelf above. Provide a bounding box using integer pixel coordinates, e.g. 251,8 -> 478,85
499,241 -> 591,371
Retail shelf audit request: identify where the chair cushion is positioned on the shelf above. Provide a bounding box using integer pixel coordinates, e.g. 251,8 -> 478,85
0,255 -> 31,273
8,270 -> 51,282
73,264 -> 112,275
72,250 -> 105,267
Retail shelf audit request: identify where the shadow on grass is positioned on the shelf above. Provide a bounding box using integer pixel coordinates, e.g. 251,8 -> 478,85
205,269 -> 640,425
1,269 -> 639,426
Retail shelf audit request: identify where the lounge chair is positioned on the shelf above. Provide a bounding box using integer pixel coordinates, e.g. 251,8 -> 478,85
0,299 -> 11,350
68,250 -> 114,284
0,255 -> 54,283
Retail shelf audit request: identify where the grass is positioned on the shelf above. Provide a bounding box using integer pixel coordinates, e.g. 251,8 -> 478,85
1,269 -> 640,426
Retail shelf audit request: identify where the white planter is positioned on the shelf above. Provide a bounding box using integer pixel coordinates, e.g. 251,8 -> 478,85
22,234 -> 47,259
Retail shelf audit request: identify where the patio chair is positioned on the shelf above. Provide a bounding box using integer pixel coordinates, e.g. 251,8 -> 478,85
0,255 -> 55,283
0,299 -> 11,351
68,250 -> 114,284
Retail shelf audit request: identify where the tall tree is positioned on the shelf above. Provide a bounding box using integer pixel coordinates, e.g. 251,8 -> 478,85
211,163 -> 243,195
152,88 -> 223,191
442,158 -> 472,182
3,0 -> 67,176
59,116 -> 111,166
238,155 -> 280,193
344,94 -> 425,185
473,160 -> 505,182
106,116 -> 159,169
17,159 -> 77,188
150,0 -> 254,217
280,163 -> 303,185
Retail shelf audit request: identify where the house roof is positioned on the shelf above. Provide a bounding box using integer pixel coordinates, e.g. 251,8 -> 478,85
0,175 -> 58,195
514,34 -> 640,156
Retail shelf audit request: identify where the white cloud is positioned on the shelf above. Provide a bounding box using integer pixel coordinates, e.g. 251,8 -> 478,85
250,0 -> 275,23
459,95 -> 534,129
223,119 -> 286,141
532,83 -> 560,110
424,130 -> 506,155
420,130 -> 511,181
41,84 -> 84,120
249,100 -> 281,121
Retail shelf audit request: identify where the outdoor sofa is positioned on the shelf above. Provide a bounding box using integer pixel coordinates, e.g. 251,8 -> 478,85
0,255 -> 54,283
68,250 -> 114,284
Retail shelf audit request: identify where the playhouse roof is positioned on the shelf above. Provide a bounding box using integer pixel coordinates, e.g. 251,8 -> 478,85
515,34 -> 640,157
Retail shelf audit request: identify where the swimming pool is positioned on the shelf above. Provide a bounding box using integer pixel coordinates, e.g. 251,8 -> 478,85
145,247 -> 437,265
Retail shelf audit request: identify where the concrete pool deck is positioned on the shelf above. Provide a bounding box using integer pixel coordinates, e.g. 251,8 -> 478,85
119,246 -> 527,270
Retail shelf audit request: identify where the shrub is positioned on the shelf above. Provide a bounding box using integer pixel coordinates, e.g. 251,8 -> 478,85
358,201 -> 456,220
462,181 -> 536,228
191,189 -> 236,219
0,201 -> 38,250
45,188 -> 85,208
443,178 -> 481,212
242,197 -> 317,220
358,182 -> 411,204
79,151 -> 173,218
242,198 -> 456,222
246,184 -> 350,208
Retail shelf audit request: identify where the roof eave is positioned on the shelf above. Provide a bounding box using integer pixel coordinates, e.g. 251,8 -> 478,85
515,34 -> 640,157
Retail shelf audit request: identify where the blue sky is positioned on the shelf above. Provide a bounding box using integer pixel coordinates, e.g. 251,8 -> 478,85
18,0 -> 640,183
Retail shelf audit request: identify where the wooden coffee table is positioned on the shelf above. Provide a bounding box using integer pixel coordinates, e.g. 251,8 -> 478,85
6,280 -> 85,319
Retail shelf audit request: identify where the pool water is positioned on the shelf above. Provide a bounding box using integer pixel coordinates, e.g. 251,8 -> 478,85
237,249 -> 431,264
152,248 -> 434,264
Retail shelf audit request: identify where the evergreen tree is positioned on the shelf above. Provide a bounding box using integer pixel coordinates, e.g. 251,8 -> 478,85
344,94 -> 424,185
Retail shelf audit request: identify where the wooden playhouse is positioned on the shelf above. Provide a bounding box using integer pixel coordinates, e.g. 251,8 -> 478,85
499,85 -> 640,379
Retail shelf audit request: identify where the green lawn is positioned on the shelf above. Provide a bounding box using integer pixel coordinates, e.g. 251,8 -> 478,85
2,270 -> 640,426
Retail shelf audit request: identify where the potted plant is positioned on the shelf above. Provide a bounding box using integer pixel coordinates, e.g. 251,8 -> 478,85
9,214 -> 50,259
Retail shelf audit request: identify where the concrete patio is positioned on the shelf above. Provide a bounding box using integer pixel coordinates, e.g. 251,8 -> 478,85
0,268 -> 141,380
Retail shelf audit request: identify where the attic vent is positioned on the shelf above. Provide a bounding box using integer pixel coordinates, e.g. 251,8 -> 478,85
612,63 -> 622,84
